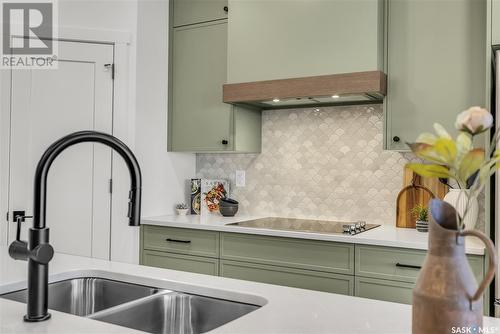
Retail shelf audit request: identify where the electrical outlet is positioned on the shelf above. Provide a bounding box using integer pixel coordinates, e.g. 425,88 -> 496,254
235,170 -> 246,187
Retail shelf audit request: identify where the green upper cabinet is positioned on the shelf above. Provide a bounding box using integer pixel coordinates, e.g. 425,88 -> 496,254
173,0 -> 228,27
227,0 -> 384,83
492,0 -> 500,45
169,20 -> 262,152
170,21 -> 232,152
169,1 -> 261,153
385,0 -> 486,150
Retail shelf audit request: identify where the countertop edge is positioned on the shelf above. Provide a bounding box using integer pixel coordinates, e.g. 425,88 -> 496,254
141,215 -> 486,256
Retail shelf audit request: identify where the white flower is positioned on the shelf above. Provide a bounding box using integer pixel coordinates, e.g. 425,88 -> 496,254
455,106 -> 493,135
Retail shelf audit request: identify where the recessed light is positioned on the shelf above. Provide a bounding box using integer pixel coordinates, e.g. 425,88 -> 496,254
332,95 -> 340,99
272,98 -> 280,103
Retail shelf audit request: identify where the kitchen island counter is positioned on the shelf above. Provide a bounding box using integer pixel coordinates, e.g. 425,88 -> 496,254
2,245 -> 499,333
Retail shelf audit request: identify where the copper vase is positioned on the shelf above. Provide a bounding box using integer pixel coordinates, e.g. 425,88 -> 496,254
412,199 -> 496,334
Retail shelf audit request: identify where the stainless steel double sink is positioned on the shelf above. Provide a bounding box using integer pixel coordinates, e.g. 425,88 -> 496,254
1,277 -> 259,333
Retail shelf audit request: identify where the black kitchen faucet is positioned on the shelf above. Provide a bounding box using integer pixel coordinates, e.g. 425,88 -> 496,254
8,131 -> 142,322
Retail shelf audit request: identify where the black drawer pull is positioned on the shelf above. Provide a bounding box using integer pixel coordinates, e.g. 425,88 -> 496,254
166,238 -> 191,244
395,262 -> 421,270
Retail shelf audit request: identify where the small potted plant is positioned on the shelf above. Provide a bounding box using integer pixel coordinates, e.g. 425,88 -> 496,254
410,204 -> 429,233
175,203 -> 189,215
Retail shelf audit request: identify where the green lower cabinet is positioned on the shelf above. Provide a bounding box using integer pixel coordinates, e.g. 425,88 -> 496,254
355,277 -> 414,304
221,232 -> 354,275
142,250 -> 219,276
142,225 -> 219,258
139,225 -> 488,313
355,245 -> 484,285
220,260 -> 354,295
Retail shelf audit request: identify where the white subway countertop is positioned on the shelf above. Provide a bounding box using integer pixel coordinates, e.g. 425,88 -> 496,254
1,246 -> 499,334
142,214 -> 486,255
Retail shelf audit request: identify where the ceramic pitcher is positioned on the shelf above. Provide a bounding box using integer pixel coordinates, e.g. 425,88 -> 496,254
412,199 -> 496,334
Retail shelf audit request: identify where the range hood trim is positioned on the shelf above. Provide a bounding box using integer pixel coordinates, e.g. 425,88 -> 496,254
223,71 -> 387,108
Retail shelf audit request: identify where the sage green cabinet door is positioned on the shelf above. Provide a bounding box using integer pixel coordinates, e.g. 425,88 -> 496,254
227,0 -> 384,83
142,225 -> 219,258
355,277 -> 414,305
220,260 -> 354,295
355,245 -> 484,285
385,0 -> 486,150
356,245 -> 426,283
173,0 -> 228,27
493,0 -> 500,44
355,276 -> 488,313
221,232 -> 354,274
142,250 -> 219,276
170,21 -> 233,152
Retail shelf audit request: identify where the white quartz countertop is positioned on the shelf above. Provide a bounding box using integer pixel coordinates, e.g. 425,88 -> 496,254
143,214 -> 486,255
1,246 -> 499,334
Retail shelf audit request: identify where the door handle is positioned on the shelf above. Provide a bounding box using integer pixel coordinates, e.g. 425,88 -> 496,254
395,262 -> 421,270
166,238 -> 191,244
12,210 -> 32,222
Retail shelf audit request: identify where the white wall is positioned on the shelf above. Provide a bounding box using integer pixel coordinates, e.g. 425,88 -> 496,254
135,0 -> 195,218
60,0 -> 196,264
122,0 -> 196,263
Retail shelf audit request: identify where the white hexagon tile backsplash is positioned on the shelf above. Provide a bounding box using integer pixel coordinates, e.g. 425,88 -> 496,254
196,104 -> 485,229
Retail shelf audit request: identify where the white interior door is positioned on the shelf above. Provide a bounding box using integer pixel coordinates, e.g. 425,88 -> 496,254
8,40 -> 114,259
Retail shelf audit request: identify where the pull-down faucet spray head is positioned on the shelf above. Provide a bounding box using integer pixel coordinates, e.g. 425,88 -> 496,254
8,130 -> 142,322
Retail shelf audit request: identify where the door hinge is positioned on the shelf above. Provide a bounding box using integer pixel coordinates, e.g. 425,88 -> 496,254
109,179 -> 113,194
104,63 -> 115,80
5,212 -> 8,222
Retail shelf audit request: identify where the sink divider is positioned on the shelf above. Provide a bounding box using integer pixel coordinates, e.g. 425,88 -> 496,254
87,290 -> 176,319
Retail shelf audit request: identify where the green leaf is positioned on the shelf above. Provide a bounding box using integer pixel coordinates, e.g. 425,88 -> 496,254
456,132 -> 472,164
458,148 -> 484,184
477,159 -> 497,188
433,138 -> 457,165
407,163 -> 451,179
408,143 -> 449,164
415,133 -> 437,145
434,123 -> 452,139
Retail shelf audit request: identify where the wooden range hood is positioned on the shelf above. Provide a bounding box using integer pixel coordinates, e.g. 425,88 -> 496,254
223,71 -> 387,109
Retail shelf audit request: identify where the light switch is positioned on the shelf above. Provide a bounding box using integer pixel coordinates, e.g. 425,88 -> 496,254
235,170 -> 246,187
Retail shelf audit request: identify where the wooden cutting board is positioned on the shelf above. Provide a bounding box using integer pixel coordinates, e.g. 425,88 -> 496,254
396,165 -> 448,228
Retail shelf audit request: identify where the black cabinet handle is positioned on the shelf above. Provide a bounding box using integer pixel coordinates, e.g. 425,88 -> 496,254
166,238 -> 191,244
393,136 -> 400,142
395,262 -> 421,270
223,6 -> 228,12
221,139 -> 229,145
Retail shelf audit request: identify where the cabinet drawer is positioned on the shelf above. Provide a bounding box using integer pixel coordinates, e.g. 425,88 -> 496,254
142,250 -> 219,276
355,277 -> 414,304
173,0 -> 228,27
221,233 -> 354,274
220,260 -> 354,295
142,225 -> 219,258
355,245 -> 484,283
